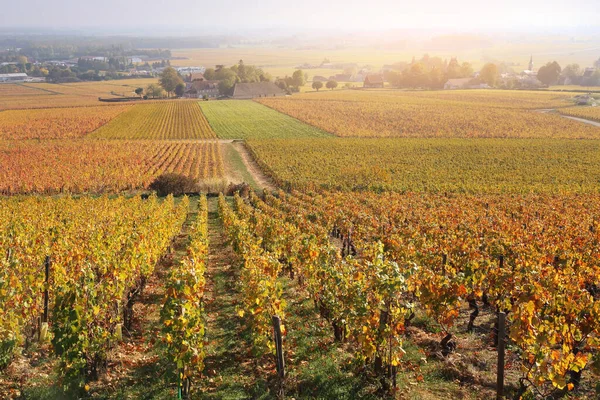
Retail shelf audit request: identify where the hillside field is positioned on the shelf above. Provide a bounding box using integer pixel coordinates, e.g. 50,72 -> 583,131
200,100 -> 329,139
2,85 -> 600,400
91,101 -> 217,140
257,90 -> 600,138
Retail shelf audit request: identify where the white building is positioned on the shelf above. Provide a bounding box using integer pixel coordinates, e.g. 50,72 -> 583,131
0,73 -> 28,82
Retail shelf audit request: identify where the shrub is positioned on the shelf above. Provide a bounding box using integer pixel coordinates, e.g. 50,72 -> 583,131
226,182 -> 250,197
149,173 -> 199,196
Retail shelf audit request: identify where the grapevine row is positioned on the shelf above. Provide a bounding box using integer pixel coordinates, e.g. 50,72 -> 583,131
161,196 -> 208,398
0,195 -> 188,393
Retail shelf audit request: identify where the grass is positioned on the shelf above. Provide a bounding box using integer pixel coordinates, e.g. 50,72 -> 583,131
221,142 -> 262,191
199,100 -> 330,140
247,137 -> 600,193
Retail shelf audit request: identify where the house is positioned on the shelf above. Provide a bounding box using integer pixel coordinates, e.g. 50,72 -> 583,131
583,67 -> 597,78
231,82 -> 286,99
444,78 -> 474,89
188,72 -> 205,82
313,75 -> 328,82
363,74 -> 384,88
185,80 -> 220,99
0,73 -> 29,83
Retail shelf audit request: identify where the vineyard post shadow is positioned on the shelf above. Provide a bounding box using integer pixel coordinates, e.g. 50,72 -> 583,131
272,315 -> 285,398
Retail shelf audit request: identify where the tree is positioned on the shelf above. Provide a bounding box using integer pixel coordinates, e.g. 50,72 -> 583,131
594,58 -> 600,69
561,64 -> 581,85
292,69 -> 306,89
446,58 -> 461,79
146,83 -> 165,99
460,62 -> 474,78
203,68 -> 215,80
403,63 -> 429,88
135,87 -> 144,97
537,61 -> 561,86
16,55 -> 28,65
312,81 -> 323,91
159,67 -> 184,97
175,83 -> 186,97
479,63 -> 499,87
326,80 -> 338,90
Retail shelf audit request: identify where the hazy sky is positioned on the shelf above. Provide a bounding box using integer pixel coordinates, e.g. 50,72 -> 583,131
1,0 -> 599,33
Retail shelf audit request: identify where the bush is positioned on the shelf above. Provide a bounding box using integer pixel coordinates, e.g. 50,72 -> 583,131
149,173 -> 199,196
226,182 -> 250,197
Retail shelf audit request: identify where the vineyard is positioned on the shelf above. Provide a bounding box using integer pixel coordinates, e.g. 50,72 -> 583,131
91,101 -> 217,140
256,90 -> 600,138
246,137 -> 600,193
0,195 -> 190,394
559,106 -> 600,123
2,79 -> 600,399
0,81 -> 155,110
0,140 -> 224,194
217,189 -> 600,399
199,100 -> 329,139
0,105 -> 129,140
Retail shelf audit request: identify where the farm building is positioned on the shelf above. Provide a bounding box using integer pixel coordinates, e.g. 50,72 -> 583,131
185,80 -> 220,99
187,72 -> 205,82
443,78 -> 489,90
363,74 -> 384,88
0,73 -> 29,83
231,82 -> 286,99
313,75 -> 328,82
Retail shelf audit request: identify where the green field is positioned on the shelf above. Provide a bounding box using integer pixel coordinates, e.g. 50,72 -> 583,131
199,100 -> 330,140
247,137 -> 600,193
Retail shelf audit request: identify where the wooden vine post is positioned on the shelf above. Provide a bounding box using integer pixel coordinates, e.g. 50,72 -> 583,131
272,315 -> 285,398
496,311 -> 506,400
43,256 -> 51,323
39,256 -> 51,341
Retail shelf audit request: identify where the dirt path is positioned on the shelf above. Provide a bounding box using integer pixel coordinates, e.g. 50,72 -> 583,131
199,197 -> 270,399
231,142 -> 277,192
220,141 -> 277,192
536,108 -> 600,127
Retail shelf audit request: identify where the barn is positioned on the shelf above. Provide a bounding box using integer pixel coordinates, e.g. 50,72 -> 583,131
363,74 -> 384,88
231,82 -> 286,99
0,73 -> 29,83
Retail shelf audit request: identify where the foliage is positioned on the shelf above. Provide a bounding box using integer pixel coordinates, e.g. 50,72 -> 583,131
90,101 -> 216,139
161,196 -> 208,396
159,67 -> 185,97
537,61 -> 562,86
559,106 -> 600,123
326,80 -> 338,90
146,83 -> 165,99
251,189 -> 600,395
255,89 -> 598,138
479,63 -> 499,86
246,137 -> 600,193
0,140 -> 224,194
0,195 -> 188,392
218,194 -> 285,354
175,82 -> 186,97
0,105 -> 128,140
312,81 -> 323,91
149,173 -> 199,196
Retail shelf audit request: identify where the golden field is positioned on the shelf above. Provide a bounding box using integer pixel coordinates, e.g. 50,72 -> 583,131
257,89 -> 598,138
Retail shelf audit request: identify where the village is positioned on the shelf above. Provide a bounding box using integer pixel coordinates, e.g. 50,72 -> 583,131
1,49 -> 599,105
